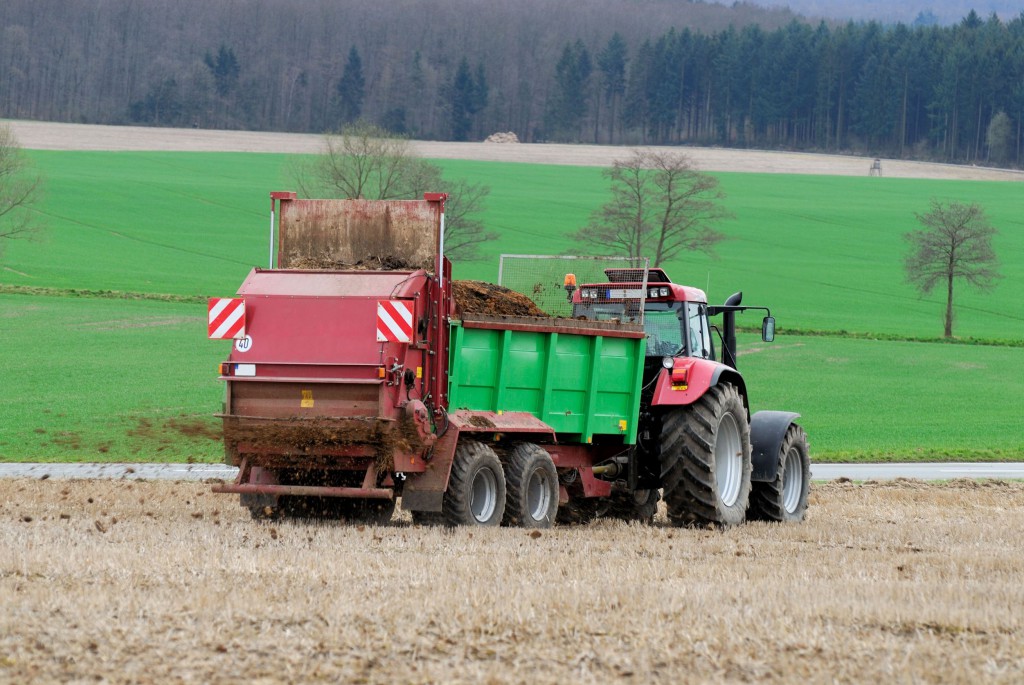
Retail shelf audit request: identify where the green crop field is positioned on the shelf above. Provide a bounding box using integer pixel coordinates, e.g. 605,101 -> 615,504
1,150 -> 1021,462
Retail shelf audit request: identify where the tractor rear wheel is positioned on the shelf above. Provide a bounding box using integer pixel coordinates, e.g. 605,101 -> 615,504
659,383 -> 752,527
748,424 -> 810,523
502,443 -> 558,528
443,440 -> 506,526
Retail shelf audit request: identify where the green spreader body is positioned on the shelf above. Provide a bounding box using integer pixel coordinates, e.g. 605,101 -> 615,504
447,316 -> 646,445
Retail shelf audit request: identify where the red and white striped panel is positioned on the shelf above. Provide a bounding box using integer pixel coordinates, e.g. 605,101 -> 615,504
377,300 -> 413,343
208,298 -> 246,339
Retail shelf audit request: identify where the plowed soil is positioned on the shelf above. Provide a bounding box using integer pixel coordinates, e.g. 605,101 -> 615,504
2,478 -> 1022,683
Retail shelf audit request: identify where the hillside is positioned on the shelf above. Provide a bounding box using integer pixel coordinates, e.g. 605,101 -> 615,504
4,1 -> 1024,165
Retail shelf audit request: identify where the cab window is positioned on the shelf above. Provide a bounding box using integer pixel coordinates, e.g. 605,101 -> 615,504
685,303 -> 713,360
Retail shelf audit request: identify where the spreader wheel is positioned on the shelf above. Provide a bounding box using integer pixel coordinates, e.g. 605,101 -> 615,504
748,424 -> 810,523
502,443 -> 558,528
443,440 -> 506,526
659,383 -> 752,527
556,497 -> 601,525
604,487 -> 660,524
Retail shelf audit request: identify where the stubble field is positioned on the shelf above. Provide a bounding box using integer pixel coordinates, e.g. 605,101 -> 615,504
2,478 -> 1022,683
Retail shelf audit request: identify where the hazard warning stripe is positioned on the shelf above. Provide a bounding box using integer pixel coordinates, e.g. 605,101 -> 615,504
208,298 -> 246,339
377,300 -> 413,343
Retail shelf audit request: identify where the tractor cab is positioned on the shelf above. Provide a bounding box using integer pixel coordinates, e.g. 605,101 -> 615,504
569,267 -> 714,361
568,267 -> 775,371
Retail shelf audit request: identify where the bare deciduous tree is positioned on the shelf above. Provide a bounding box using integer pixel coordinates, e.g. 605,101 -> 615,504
0,125 -> 43,258
904,199 -> 1001,338
575,149 -> 731,264
290,123 -> 494,259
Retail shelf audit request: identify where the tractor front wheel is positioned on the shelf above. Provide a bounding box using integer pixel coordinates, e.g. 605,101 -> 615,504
659,383 -> 752,527
443,441 -> 506,526
748,424 -> 810,523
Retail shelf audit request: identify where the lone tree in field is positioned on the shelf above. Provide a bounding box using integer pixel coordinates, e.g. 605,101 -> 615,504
0,125 -> 43,259
904,199 -> 1001,338
574,149 -> 731,264
291,122 -> 494,259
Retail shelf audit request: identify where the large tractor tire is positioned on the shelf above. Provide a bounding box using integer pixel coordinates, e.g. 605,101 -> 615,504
603,487 -> 660,524
659,383 -> 752,527
748,424 -> 810,523
442,440 -> 506,526
502,443 -> 559,529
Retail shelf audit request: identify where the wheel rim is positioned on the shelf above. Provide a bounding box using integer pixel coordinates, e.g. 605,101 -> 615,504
471,466 -> 498,522
782,446 -> 804,514
525,467 -> 551,521
715,412 -> 743,507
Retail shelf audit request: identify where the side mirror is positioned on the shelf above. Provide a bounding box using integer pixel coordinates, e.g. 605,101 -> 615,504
761,316 -> 776,342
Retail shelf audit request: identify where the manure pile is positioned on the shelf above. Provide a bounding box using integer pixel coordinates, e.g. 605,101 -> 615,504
282,259 -> 547,317
451,280 -> 548,318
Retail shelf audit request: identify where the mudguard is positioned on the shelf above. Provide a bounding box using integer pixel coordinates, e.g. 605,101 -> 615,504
750,411 -> 801,482
650,357 -> 748,410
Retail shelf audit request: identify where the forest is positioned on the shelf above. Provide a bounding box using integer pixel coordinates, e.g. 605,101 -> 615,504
2,0 -> 1022,164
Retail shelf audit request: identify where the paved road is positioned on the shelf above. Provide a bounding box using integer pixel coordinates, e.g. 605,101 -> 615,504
0,462 -> 1021,482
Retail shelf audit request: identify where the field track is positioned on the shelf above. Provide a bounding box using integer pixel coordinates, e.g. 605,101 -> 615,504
8,119 -> 1024,181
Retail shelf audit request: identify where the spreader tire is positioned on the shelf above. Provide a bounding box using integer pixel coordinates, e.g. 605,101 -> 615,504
443,440 -> 506,526
660,383 -> 752,527
604,487 -> 660,524
556,497 -> 601,525
748,424 -> 810,523
502,443 -> 558,528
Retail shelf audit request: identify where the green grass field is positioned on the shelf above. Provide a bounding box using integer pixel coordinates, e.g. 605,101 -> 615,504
1,150 -> 1021,462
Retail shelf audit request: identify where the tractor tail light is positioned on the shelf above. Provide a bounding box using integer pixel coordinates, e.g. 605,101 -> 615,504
671,366 -> 689,389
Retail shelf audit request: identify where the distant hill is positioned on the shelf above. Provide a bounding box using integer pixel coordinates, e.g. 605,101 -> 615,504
748,0 -> 1021,25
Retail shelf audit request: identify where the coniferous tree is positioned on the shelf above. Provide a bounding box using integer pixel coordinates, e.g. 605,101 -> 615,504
597,33 -> 628,143
337,46 -> 365,125
448,58 -> 488,141
204,45 -> 240,97
545,41 -> 592,141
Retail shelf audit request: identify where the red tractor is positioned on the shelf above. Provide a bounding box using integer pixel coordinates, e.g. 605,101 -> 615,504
565,267 -> 810,525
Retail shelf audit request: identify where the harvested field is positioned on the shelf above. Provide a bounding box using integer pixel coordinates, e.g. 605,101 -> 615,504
8,120 -> 1024,181
2,479 -> 1022,683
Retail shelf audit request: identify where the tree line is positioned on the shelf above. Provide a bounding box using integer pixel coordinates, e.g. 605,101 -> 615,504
2,1 -> 1022,164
